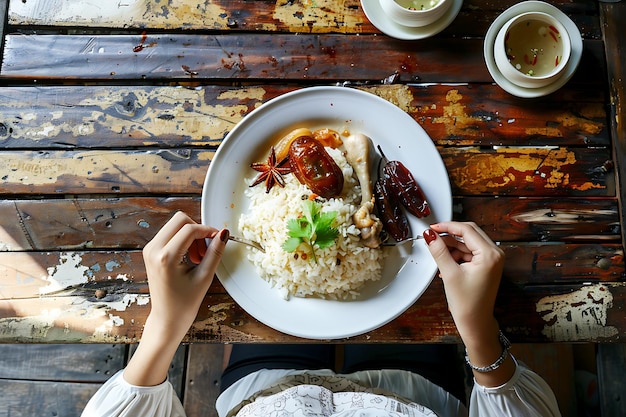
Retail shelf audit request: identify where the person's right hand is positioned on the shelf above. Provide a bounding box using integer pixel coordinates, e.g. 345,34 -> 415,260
423,221 -> 514,387
423,221 -> 504,340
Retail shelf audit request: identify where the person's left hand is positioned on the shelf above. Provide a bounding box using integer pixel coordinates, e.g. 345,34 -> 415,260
142,211 -> 229,337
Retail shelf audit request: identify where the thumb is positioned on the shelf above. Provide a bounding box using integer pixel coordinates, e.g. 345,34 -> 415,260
423,229 -> 460,280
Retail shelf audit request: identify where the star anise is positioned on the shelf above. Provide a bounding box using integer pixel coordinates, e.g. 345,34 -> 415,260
250,146 -> 293,193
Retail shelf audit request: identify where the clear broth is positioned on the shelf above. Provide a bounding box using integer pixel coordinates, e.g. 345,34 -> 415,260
505,19 -> 564,77
395,0 -> 441,10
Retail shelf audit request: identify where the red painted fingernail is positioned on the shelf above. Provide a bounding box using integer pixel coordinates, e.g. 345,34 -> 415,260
219,229 -> 230,243
423,229 -> 437,245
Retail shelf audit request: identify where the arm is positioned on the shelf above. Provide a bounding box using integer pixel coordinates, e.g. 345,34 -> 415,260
424,222 -> 560,416
82,212 -> 229,416
124,211 -> 229,386
423,221 -> 513,388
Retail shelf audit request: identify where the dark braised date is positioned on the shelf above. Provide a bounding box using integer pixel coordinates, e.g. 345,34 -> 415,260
382,161 -> 431,218
374,177 -> 411,241
289,136 -> 344,198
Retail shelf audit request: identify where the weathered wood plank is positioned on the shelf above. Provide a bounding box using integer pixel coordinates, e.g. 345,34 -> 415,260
456,197 -> 620,242
0,146 -> 613,196
1,251 -> 624,343
597,343 -> 626,417
0,84 -> 609,149
189,280 -> 626,343
0,241 -> 622,297
0,379 -> 99,417
0,344 -> 125,381
601,1 -> 626,249
184,344 -> 224,417
0,196 -> 618,251
501,243 -> 624,284
0,197 -> 201,251
0,149 -> 212,194
441,146 -> 614,197
0,85 -> 261,149
5,0 -> 602,39
0,34 -> 606,84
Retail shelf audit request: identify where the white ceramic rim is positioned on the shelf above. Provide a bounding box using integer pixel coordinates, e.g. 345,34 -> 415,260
201,86 -> 452,339
361,0 -> 462,40
494,11 -> 571,85
484,1 -> 583,98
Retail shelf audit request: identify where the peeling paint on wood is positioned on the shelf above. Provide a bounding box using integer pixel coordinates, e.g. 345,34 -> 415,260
441,147 -> 613,196
8,0 -> 229,29
0,0 -> 623,347
39,253 -> 90,294
271,0 -> 365,33
536,284 -> 620,341
0,86 -> 263,146
0,149 -> 213,194
8,0 -> 366,32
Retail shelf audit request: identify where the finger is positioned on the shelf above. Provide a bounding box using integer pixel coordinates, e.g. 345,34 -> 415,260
162,223 -> 218,267
423,229 -> 461,280
432,221 -> 495,251
188,238 -> 207,265
194,229 -> 229,281
148,211 -> 196,251
449,247 -> 473,263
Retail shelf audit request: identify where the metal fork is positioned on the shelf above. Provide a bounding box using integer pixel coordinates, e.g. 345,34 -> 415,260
228,235 -> 266,252
382,232 -> 464,246
228,232 -> 463,253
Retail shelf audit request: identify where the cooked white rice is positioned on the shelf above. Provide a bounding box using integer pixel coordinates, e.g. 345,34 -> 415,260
239,147 -> 384,300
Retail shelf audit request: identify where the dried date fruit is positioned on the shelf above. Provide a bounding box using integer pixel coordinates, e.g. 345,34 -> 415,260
374,177 -> 411,241
378,146 -> 430,218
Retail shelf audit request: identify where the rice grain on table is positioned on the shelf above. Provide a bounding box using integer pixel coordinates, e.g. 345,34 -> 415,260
239,147 -> 384,300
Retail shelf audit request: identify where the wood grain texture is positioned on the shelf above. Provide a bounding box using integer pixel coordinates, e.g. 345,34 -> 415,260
2,272 -> 625,343
597,343 -> 626,417
0,344 -> 125,381
0,0 -> 622,347
0,146 -> 613,196
0,379 -> 100,417
6,0 -> 602,39
0,84 -> 609,149
0,196 -> 619,251
0,35 -> 606,84
0,149 -> 211,194
184,344 -> 224,417
601,1 -> 626,248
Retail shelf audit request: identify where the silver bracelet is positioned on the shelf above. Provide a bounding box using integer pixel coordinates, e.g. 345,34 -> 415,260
465,330 -> 511,373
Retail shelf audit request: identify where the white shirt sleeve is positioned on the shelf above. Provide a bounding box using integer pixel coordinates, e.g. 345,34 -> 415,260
469,358 -> 562,417
81,370 -> 187,417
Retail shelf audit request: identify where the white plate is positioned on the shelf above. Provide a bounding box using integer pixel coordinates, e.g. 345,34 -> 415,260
361,0 -> 463,40
201,86 -> 452,340
484,1 -> 583,98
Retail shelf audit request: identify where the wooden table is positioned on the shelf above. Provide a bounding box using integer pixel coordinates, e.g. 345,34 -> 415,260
3,1 -> 626,413
0,0 -> 624,350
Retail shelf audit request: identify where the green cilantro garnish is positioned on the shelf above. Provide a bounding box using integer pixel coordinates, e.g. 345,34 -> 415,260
282,200 -> 339,263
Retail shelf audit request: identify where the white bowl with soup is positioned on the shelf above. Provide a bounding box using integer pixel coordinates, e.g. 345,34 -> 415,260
494,11 -> 571,89
379,0 -> 453,27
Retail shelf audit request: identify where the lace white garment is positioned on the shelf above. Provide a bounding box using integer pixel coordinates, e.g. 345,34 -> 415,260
234,385 -> 437,417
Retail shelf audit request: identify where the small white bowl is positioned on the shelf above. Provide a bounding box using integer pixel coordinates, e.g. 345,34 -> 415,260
493,11 -> 571,89
379,0 -> 453,27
